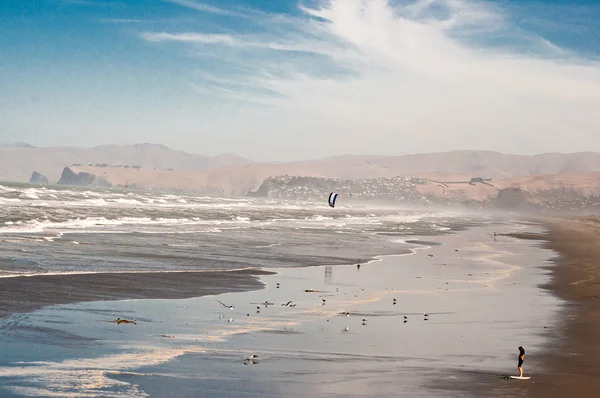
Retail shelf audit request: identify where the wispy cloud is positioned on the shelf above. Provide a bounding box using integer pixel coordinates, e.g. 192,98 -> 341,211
141,31 -> 342,57
143,32 -> 237,45
165,0 -> 252,18
138,0 -> 600,156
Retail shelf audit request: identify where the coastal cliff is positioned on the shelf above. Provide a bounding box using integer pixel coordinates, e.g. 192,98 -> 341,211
29,171 -> 49,185
57,167 -> 112,188
249,173 -> 600,212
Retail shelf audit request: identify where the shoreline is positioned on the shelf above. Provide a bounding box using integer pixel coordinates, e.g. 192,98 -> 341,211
0,221 -> 560,397
0,235 -> 432,320
523,217 -> 600,396
452,216 -> 600,397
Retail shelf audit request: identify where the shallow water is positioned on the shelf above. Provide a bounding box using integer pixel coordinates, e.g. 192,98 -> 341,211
0,224 -> 561,397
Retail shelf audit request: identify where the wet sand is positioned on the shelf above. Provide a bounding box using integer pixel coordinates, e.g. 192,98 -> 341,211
0,269 -> 274,319
445,216 -> 600,397
507,217 -> 600,397
0,224 -> 561,397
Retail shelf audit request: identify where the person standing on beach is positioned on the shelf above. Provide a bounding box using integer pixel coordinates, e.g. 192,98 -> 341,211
518,346 -> 525,376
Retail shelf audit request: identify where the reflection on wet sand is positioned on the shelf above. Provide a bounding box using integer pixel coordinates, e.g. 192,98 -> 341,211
0,225 -> 561,397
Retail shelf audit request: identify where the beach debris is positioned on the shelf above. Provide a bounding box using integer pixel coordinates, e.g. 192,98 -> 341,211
393,298 -> 397,305
161,335 -> 174,338
322,299 -> 326,305
340,311 -> 350,317
276,283 -> 280,289
342,326 -> 349,333
216,300 -> 234,310
115,318 -> 136,325
304,289 -> 328,293
428,254 -> 434,257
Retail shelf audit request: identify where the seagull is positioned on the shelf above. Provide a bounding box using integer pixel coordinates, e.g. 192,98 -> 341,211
342,326 -> 350,333
282,301 -> 293,307
216,300 -> 234,310
244,355 -> 259,365
289,304 -> 298,307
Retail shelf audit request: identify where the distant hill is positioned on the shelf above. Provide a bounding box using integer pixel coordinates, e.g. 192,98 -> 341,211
0,142 -> 37,149
0,143 -> 254,183
7,144 -> 600,195
298,151 -> 600,180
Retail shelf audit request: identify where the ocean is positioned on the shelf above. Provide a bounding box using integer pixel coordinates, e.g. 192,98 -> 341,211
0,183 -> 484,277
0,183 -> 561,397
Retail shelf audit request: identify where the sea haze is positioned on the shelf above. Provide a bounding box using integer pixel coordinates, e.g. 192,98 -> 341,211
0,183 -> 485,277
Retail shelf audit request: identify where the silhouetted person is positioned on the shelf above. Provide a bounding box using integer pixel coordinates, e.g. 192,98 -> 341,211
518,346 -> 525,377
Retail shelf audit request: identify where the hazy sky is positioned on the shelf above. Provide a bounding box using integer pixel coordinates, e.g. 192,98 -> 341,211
2,0 -> 600,160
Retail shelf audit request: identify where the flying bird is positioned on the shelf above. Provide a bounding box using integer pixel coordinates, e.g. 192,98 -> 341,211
216,300 -> 234,310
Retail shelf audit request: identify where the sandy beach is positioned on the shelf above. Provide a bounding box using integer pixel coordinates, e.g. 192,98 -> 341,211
437,216 -> 600,398
0,222 -> 563,397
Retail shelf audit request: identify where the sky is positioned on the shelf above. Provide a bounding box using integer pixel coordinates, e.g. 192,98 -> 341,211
1,0 -> 600,161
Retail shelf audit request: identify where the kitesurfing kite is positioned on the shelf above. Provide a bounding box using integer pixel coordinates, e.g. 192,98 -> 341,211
328,192 -> 338,208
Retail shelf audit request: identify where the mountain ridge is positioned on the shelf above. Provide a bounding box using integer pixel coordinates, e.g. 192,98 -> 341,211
5,144 -> 600,194
0,143 -> 255,183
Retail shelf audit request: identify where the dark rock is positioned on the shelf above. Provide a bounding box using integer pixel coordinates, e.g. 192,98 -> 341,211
29,171 -> 49,185
57,167 -> 112,187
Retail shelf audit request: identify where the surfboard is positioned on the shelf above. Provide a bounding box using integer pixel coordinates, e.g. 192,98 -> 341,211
509,376 -> 531,380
